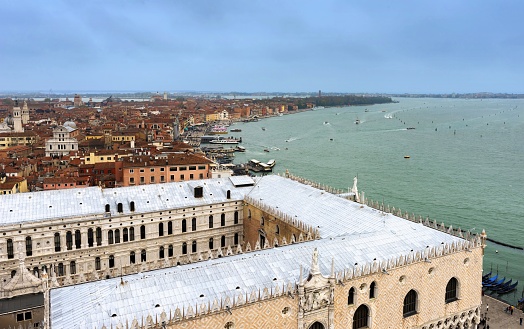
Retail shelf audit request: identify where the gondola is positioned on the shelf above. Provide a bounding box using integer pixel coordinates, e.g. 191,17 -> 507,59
496,281 -> 519,295
483,277 -> 505,288
482,274 -> 499,285
482,271 -> 492,281
488,279 -> 512,291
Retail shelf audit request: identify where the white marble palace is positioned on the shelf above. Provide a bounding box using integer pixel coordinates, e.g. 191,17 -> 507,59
0,173 -> 484,329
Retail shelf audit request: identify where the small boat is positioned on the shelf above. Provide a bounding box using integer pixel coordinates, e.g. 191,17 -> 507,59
496,281 -> 519,295
482,271 -> 492,281
264,149 -> 270,152
365,109 -> 369,112
267,159 -> 276,168
235,146 -> 246,152
230,128 -> 242,132
404,155 -> 410,159
262,127 -> 266,131
407,127 -> 416,130
355,119 -> 360,124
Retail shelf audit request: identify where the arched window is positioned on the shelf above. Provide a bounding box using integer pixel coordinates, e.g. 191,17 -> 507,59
192,240 -> 197,253
95,257 -> 101,270
54,233 -> 61,252
114,229 -> 120,243
109,255 -> 115,268
221,213 -> 226,226
234,211 -> 239,224
140,225 -> 146,239
123,228 -> 129,242
108,230 -> 114,244
75,230 -> 81,249
369,281 -> 376,299
130,251 -> 136,264
158,223 -> 164,237
159,246 -> 165,259
348,287 -> 355,305
57,263 -> 64,276
260,216 -> 264,226
70,261 -> 76,275
66,231 -> 73,250
25,236 -> 32,256
309,322 -> 325,329
226,190 -> 231,199
87,228 -> 94,247
221,235 -> 226,248
7,239 -> 14,259
182,219 -> 187,233
168,221 -> 173,235
445,278 -> 458,303
168,245 -> 173,257
234,233 -> 239,245
129,227 -> 135,241
130,201 -> 135,212
209,238 -> 214,249
192,218 -> 197,231
96,227 -> 102,246
248,209 -> 251,219
352,305 -> 369,329
209,215 -> 214,228
117,202 -> 123,213
182,242 -> 187,255
275,225 -> 280,235
141,249 -> 146,262
105,204 -> 110,212
403,290 -> 417,317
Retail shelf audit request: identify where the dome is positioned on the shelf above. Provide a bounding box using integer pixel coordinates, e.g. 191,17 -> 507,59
63,121 -> 77,129
4,115 -> 13,126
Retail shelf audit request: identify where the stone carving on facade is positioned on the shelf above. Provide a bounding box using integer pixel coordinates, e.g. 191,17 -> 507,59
297,248 -> 335,329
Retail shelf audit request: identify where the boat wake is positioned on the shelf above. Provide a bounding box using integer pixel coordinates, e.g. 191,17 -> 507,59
285,137 -> 299,142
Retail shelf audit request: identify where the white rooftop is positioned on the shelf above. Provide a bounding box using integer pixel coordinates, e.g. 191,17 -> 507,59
49,174 -> 463,328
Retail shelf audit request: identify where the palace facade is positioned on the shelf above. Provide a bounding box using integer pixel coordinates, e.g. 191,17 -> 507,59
0,174 -> 484,329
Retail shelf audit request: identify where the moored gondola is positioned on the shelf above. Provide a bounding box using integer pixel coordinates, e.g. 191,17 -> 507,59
488,279 -> 512,291
483,277 -> 505,288
496,281 -> 519,295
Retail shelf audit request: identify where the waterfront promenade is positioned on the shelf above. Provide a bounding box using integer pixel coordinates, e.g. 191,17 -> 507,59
482,295 -> 523,328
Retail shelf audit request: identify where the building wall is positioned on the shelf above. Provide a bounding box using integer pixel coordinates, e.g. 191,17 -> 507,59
0,199 -> 243,296
122,164 -> 210,186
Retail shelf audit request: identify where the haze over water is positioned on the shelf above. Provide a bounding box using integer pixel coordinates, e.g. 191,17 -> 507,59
231,97 -> 524,304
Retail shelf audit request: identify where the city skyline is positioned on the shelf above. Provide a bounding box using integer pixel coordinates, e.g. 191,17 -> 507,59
1,0 -> 523,94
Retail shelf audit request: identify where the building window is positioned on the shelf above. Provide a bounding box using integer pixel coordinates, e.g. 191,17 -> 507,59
130,251 -> 136,264
209,238 -> 214,249
75,230 -> 81,249
56,263 -> 64,276
140,225 -> 146,239
221,214 -> 226,226
130,177 -> 135,184
115,229 -> 120,243
353,305 -> 369,329
234,233 -> 239,245
348,287 -> 355,305
117,203 -> 123,213
192,240 -> 197,253
234,211 -> 239,224
192,217 -> 197,231
370,281 -> 376,299
129,227 -> 135,241
141,249 -> 146,262
221,235 -> 226,248
190,174 -> 194,180
96,227 -> 102,246
168,221 -> 173,235
168,245 -> 173,257
248,210 -> 251,219
95,257 -> 101,270
159,246 -> 165,259
123,228 -> 129,242
275,225 -> 280,235
403,290 -> 418,317
182,242 -> 187,255
54,233 -> 61,252
445,278 -> 458,303
105,204 -> 110,212
108,230 -> 114,244
87,229 -> 94,247
260,217 -> 264,226
180,174 -> 185,180
7,239 -> 14,259
150,176 -> 155,183
182,219 -> 187,233
70,261 -> 76,275
109,255 -> 115,268
16,311 -> 33,322
209,215 -> 214,228
159,223 -> 164,236
66,231 -> 73,250
25,236 -> 32,256
130,201 -> 135,212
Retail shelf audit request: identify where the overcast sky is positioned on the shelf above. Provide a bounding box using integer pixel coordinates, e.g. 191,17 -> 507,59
1,0 -> 523,93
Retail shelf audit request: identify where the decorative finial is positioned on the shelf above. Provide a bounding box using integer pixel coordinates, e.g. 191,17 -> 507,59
310,248 -> 320,275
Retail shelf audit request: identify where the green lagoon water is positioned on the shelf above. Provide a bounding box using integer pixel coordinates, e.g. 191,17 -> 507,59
229,97 -> 524,304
